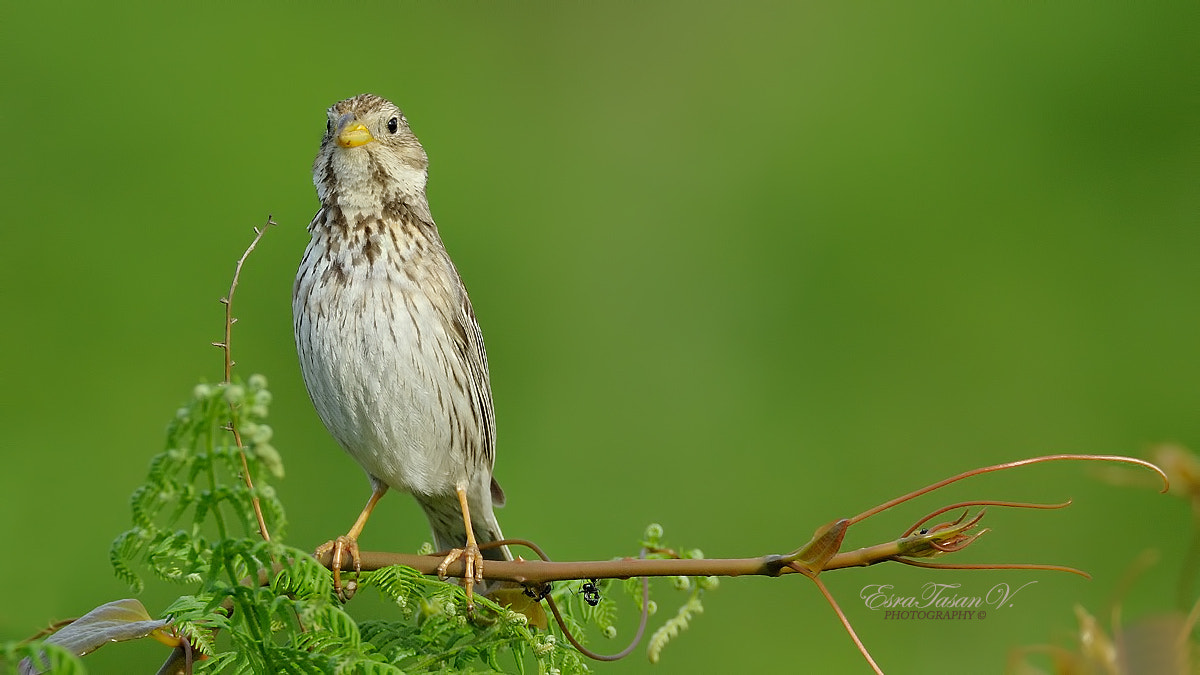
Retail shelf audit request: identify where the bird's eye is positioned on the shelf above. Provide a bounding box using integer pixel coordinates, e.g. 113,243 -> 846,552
387,117 -> 399,134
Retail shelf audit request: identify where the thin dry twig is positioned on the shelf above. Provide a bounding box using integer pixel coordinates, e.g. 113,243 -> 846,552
213,217 -> 277,542
850,454 -> 1169,526
801,571 -> 885,675
902,499 -> 1072,537
216,217 -> 276,383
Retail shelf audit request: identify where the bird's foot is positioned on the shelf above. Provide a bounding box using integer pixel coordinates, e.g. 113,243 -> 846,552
437,542 -> 485,612
315,535 -> 361,601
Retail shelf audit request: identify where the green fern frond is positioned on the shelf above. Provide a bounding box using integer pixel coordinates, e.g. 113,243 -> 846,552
103,373 -> 649,673
646,589 -> 704,664
270,551 -> 334,600
359,564 -> 424,605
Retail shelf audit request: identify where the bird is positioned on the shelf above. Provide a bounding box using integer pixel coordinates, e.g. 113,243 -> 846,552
293,93 -> 510,609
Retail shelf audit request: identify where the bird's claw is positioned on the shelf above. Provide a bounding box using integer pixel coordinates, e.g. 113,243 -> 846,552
437,543 -> 485,612
316,535 -> 361,601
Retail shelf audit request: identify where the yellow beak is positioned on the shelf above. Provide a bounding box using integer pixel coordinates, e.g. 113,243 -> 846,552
337,122 -> 374,148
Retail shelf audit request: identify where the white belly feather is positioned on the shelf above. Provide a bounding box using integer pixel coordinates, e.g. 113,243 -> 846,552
294,221 -> 476,498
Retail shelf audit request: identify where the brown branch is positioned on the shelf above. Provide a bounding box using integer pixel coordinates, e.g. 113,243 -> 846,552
319,548 -> 792,581
317,454 -> 1167,587
314,536 -> 1052,583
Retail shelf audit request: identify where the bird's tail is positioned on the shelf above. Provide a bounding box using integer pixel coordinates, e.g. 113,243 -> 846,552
417,480 -> 513,563
420,481 -> 545,623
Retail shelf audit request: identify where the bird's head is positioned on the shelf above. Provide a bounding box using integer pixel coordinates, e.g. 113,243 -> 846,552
314,93 -> 430,209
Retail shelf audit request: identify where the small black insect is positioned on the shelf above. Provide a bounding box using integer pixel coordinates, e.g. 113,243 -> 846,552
580,579 -> 601,606
523,582 -> 552,602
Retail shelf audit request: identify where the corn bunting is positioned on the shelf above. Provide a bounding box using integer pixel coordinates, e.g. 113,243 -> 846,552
293,93 -> 509,608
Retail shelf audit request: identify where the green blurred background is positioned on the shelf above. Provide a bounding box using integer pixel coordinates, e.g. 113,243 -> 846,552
2,2 -> 1197,673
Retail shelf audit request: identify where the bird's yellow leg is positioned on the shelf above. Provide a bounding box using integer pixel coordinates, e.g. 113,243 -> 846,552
436,485 -> 485,612
316,484 -> 387,601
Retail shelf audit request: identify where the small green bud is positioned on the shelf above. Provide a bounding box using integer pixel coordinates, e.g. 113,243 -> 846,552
671,576 -> 692,591
175,408 -> 190,421
534,635 -> 556,656
417,542 -> 434,556
248,404 -> 270,419
646,600 -> 658,615
602,625 -> 618,639
251,424 -> 273,444
252,389 -> 273,406
254,443 -> 284,478
223,384 -> 245,404
698,576 -> 719,591
419,597 -> 439,616
415,597 -> 440,627
193,383 -> 213,400
685,548 -> 704,560
644,523 -> 664,541
247,374 -> 268,391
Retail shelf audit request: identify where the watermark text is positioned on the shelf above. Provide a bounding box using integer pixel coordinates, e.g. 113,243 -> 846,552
860,581 -> 1036,620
